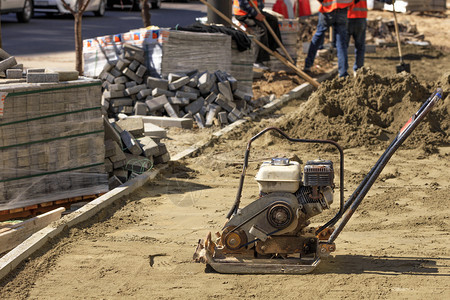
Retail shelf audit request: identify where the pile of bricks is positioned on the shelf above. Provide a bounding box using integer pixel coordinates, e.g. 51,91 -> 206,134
103,116 -> 170,189
100,53 -> 256,128
0,49 -> 23,80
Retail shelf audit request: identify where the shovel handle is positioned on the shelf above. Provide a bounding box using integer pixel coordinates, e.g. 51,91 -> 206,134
392,1 -> 404,62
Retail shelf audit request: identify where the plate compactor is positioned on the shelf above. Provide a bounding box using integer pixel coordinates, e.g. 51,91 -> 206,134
194,89 -> 443,274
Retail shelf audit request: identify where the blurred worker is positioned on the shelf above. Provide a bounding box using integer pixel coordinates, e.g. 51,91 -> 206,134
304,0 -> 355,77
233,0 -> 283,69
348,0 -> 392,75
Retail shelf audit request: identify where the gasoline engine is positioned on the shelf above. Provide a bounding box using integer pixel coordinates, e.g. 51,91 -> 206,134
221,158 -> 334,257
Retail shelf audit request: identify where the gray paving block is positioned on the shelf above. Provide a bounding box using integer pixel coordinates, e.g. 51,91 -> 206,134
112,169 -> 128,182
134,102 -> 148,116
123,67 -> 143,84
218,81 -> 233,101
102,61 -> 116,72
125,81 -> 137,88
145,95 -> 169,112
11,64 -> 23,70
117,106 -> 134,114
233,89 -> 252,101
108,175 -> 123,190
227,74 -> 238,91
128,60 -> 140,72
110,97 -> 133,107
168,72 -> 186,83
6,69 -> 22,79
164,102 -> 178,118
187,75 -> 198,88
193,112 -> 205,129
109,83 -> 125,91
218,111 -> 228,125
168,76 -> 190,90
106,72 -> 116,83
120,130 -> 143,155
54,70 -> 79,81
205,92 -> 217,105
168,96 -> 190,106
103,117 -> 122,146
154,152 -> 171,165
109,144 -> 126,163
124,83 -> 147,96
26,68 -> 45,74
105,158 -> 114,173
137,88 -> 152,100
117,117 -> 145,137
26,72 -> 59,83
152,88 -> 175,98
227,111 -> 239,123
215,93 -> 236,112
185,97 -> 205,115
179,85 -> 200,96
103,89 -> 125,99
231,107 -> 244,119
104,140 -> 118,158
110,67 -> 122,77
101,97 -> 110,110
144,122 -> 167,138
137,136 -> 160,157
147,77 -> 169,90
136,64 -> 147,78
175,90 -> 197,100
0,48 -> 11,60
114,75 -> 129,84
205,104 -> 220,127
116,58 -> 131,71
0,56 -> 17,72
132,115 -> 193,129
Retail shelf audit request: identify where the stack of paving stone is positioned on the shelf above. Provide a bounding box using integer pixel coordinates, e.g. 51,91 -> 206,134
0,77 -> 108,211
103,116 -> 170,189
101,62 -> 257,128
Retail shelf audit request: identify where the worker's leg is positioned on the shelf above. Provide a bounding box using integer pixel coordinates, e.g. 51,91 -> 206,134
262,11 -> 283,51
253,19 -> 270,63
304,12 -> 329,70
350,18 -> 366,71
333,9 -> 349,77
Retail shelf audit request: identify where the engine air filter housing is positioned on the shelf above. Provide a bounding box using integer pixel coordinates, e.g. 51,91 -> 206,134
303,159 -> 334,187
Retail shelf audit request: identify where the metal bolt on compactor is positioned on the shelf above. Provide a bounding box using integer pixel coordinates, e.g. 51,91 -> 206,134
194,88 -> 443,274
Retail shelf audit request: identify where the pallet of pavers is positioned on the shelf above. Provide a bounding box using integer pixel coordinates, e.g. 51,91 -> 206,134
0,77 -> 108,211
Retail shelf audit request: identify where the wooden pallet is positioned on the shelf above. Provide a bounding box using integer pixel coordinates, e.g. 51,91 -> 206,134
0,193 -> 104,222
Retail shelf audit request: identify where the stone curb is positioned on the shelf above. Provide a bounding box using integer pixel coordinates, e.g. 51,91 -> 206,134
171,68 -> 338,161
0,166 -> 165,281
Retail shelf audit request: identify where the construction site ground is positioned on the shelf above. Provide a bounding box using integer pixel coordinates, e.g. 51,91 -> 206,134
1,10 -> 450,299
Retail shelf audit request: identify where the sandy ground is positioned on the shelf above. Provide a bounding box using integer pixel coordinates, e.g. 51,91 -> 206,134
2,8 -> 450,300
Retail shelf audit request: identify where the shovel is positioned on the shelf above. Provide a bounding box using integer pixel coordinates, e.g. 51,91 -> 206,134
392,1 -> 410,73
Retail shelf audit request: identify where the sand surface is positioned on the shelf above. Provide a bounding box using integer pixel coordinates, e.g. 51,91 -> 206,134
2,9 -> 450,300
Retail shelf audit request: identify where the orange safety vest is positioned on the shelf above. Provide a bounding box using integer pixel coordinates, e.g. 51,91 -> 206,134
319,0 -> 354,14
348,0 -> 367,18
233,0 -> 263,16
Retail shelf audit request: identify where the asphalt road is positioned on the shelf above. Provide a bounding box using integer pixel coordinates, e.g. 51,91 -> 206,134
1,1 -> 207,55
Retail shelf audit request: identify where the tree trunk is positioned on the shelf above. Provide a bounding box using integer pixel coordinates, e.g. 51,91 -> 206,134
141,0 -> 151,27
75,15 -> 83,75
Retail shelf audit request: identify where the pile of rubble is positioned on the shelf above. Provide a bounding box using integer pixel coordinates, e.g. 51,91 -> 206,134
366,18 -> 428,46
99,45 -> 266,129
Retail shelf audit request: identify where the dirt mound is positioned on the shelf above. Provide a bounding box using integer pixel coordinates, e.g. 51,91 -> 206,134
268,68 -> 449,151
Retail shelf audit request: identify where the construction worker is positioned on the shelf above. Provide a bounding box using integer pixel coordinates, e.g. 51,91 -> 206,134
348,0 -> 392,75
233,0 -> 283,69
304,0 -> 354,77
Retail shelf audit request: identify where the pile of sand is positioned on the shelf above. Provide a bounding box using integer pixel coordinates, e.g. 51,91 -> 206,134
271,68 -> 449,151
